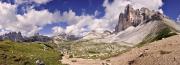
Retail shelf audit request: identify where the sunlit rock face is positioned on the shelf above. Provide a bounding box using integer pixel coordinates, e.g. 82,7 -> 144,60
115,4 -> 156,33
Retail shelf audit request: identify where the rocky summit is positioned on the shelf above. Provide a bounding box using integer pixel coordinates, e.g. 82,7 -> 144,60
115,4 -> 159,33
0,32 -> 24,42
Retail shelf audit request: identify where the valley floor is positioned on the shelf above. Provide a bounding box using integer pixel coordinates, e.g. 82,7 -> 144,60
61,35 -> 180,65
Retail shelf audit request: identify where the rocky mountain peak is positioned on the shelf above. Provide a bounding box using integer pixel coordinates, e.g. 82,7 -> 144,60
0,32 -> 24,42
115,4 -> 161,33
0,32 -> 52,42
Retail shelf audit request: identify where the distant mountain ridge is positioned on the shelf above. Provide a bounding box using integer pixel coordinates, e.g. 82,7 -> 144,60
0,32 -> 51,42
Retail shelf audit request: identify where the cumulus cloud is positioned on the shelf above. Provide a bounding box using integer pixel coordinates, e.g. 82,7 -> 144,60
0,2 -> 61,36
52,26 -> 65,35
0,2 -> 17,35
15,9 -> 60,36
0,2 -> 17,24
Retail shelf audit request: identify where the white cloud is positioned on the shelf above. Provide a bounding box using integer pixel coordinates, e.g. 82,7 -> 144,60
15,0 -> 51,4
52,26 -> 65,35
0,2 -> 61,36
33,0 -> 51,4
0,29 -> 9,35
15,9 -> 60,36
0,2 -> 17,35
177,15 -> 180,22
94,10 -> 100,16
61,10 -> 94,36
0,2 -> 17,24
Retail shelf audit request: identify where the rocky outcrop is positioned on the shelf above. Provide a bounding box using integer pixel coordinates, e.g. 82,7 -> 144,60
0,32 -> 24,42
115,4 -> 157,33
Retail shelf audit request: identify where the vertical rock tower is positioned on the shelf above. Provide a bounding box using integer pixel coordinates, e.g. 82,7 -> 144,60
115,4 -> 156,33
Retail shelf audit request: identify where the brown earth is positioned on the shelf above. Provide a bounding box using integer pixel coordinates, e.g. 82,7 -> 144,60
61,35 -> 180,65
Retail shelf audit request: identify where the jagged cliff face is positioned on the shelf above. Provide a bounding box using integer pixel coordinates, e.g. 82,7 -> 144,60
115,5 -> 155,33
0,32 -> 24,42
80,4 -> 180,46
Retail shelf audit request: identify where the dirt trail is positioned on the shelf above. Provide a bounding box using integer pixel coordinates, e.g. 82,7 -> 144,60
61,55 -> 106,65
61,35 -> 180,65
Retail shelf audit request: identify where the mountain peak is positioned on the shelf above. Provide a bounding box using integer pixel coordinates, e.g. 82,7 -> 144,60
115,4 -> 162,33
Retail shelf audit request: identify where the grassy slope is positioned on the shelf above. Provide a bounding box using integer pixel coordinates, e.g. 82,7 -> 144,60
136,27 -> 177,47
58,27 -> 177,60
58,40 -> 130,60
0,40 -> 63,65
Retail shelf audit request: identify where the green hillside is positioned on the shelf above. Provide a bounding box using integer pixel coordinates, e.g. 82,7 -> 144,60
0,40 -> 63,65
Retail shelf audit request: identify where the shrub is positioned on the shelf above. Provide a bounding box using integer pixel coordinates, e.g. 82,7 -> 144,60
160,50 -> 171,55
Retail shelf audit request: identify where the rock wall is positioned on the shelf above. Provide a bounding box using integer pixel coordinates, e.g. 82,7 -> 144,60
115,4 -> 156,33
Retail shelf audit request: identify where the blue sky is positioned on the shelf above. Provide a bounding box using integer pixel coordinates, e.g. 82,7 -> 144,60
162,0 -> 180,20
38,0 -> 106,35
0,0 -> 180,36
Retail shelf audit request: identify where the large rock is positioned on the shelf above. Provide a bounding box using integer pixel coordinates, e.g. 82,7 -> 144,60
115,4 -> 155,33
